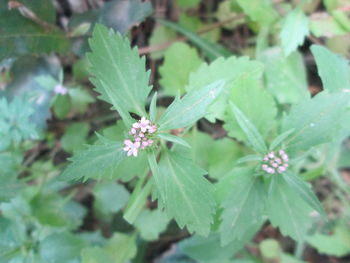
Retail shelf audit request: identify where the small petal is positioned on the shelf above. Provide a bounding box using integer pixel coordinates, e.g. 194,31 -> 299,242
133,122 -> 140,128
124,140 -> 133,146
134,141 -> 141,148
131,128 -> 137,134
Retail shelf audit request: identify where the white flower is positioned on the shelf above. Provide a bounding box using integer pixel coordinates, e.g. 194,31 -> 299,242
139,117 -> 150,133
123,140 -> 140,157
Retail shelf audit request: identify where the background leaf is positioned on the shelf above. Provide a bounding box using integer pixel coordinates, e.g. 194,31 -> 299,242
187,56 -> 264,121
311,44 -> 350,92
224,73 -> 277,143
259,48 -> 309,104
283,92 -> 349,153
280,9 -> 309,56
159,42 -> 203,96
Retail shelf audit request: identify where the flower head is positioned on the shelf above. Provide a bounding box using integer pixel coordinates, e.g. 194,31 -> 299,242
122,117 -> 157,157
261,150 -> 289,174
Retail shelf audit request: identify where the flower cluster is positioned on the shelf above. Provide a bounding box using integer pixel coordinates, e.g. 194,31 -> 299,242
123,117 -> 157,157
261,150 -> 289,174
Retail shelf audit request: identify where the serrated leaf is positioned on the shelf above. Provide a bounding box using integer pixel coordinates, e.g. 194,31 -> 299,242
267,175 -> 313,241
259,48 -> 309,104
148,151 -> 216,236
224,73 -> 277,142
88,24 -> 151,125
283,92 -> 349,153
157,133 -> 191,148
159,42 -> 203,96
229,103 -> 268,154
60,137 -> 127,181
280,9 -> 309,56
158,80 -> 225,131
187,56 -> 265,121
311,44 -> 350,92
158,19 -> 231,61
284,172 -> 325,217
219,169 -> 266,245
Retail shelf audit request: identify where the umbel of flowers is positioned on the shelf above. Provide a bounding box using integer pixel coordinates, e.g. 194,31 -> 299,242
123,117 -> 157,157
261,150 -> 289,174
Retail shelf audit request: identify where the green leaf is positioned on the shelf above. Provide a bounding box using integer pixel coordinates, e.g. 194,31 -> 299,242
81,247 -> 114,263
0,0 -> 69,59
267,175 -> 313,241
159,42 -> 203,96
94,182 -> 130,215
310,12 -> 349,37
269,129 -> 295,151
283,92 -> 349,153
40,232 -> 87,263
208,138 -> 245,179
259,48 -> 309,104
134,209 -> 169,241
88,24 -> 151,125
237,0 -> 278,26
60,137 -> 127,181
149,92 -> 158,122
187,56 -> 264,121
0,96 -> 38,144
148,25 -> 177,59
61,122 -> 90,153
283,172 -> 325,217
158,80 -> 225,131
0,173 -> 23,202
105,233 -> 137,263
311,44 -> 350,92
157,133 -> 191,148
179,233 -> 247,263
280,9 -> 309,56
148,151 -> 216,236
307,225 -> 350,257
224,73 -> 277,142
229,103 -> 268,154
157,19 -> 231,61
99,0 -> 153,34
124,178 -> 153,224
69,87 -> 95,113
0,218 -> 23,262
235,154 -> 262,164
219,169 -> 266,245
